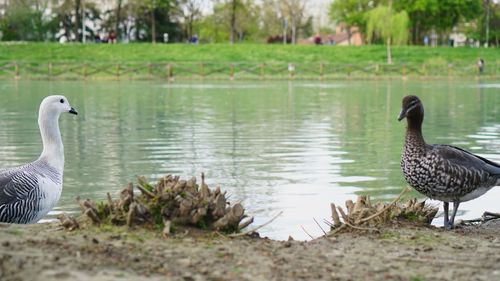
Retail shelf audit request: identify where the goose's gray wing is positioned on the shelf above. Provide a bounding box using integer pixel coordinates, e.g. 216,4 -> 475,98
0,167 -> 40,205
432,144 -> 500,175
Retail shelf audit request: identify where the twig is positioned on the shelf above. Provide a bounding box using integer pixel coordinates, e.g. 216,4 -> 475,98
458,218 -> 482,225
337,206 -> 348,222
330,203 -> 341,227
313,217 -> 328,237
344,221 -> 380,233
228,211 -> 283,238
460,211 -> 500,226
214,231 -> 230,240
327,224 -> 347,237
358,186 -> 411,223
345,200 -> 354,215
300,225 -> 315,240
238,217 -> 254,230
323,219 -> 334,228
483,211 -> 500,219
107,193 -> 114,212
136,183 -> 155,198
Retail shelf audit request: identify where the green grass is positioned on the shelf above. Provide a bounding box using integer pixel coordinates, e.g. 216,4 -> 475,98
0,42 -> 498,65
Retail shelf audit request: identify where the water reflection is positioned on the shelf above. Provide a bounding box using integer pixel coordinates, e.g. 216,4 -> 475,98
0,80 -> 499,240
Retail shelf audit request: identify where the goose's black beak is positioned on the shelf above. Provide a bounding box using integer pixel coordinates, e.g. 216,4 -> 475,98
397,109 -> 406,121
69,107 -> 78,115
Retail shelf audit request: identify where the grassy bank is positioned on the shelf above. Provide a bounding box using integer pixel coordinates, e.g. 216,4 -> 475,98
0,42 -> 498,64
0,43 -> 498,79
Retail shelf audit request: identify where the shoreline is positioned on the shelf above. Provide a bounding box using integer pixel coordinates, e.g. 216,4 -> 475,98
1,221 -> 499,280
0,74 -> 498,82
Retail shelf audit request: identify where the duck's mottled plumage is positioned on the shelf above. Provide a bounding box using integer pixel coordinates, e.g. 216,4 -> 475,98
399,95 -> 500,228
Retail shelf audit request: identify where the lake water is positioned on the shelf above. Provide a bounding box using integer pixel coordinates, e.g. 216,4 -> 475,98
1,80 -> 500,240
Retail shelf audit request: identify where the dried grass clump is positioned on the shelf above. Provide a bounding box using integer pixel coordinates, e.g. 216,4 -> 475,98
327,188 -> 439,235
70,173 -> 254,235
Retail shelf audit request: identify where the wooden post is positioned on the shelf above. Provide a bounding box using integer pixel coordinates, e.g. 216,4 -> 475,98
375,64 -> 379,75
166,63 -> 173,81
116,64 -> 121,80
83,63 -> 88,80
15,63 -> 19,79
288,63 -> 295,80
347,64 -> 352,77
200,63 -> 205,77
148,63 -> 153,79
448,63 -> 452,77
421,63 -> 427,76
319,63 -> 324,80
260,63 -> 265,79
48,62 -> 52,79
230,63 -> 234,81
402,64 -> 407,77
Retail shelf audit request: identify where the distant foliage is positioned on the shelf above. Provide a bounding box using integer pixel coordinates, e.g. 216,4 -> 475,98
0,0 -> 497,46
366,5 -> 409,64
329,0 -> 372,34
366,6 -> 409,46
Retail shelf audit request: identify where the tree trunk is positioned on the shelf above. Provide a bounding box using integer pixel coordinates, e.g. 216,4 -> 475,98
230,0 -> 236,44
291,17 -> 296,44
188,14 -> 194,40
387,37 -> 392,64
151,9 -> 156,43
34,1 -> 43,41
347,27 -> 352,45
75,0 -> 81,42
415,22 -> 420,45
115,0 -> 122,40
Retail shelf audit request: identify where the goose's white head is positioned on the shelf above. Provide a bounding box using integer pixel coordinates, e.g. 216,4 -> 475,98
39,95 -> 78,120
37,95 -> 77,169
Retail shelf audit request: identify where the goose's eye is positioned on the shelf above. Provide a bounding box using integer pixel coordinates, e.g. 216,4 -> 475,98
60,99 -> 64,104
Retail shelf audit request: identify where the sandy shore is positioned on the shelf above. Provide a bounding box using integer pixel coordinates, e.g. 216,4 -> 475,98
0,221 -> 499,281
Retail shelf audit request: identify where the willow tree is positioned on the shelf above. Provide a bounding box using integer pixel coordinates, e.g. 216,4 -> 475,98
366,5 -> 409,64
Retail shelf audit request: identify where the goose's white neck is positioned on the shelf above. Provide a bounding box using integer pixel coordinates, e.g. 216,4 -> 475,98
38,108 -> 64,171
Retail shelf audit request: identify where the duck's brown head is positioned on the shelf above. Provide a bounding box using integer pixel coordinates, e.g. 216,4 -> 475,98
398,95 -> 425,132
398,95 -> 424,121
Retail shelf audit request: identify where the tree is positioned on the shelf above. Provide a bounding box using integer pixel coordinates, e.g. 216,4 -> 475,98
467,1 -> 500,46
0,0 -> 53,41
50,0 -> 101,42
112,0 -> 180,42
393,0 -> 482,44
139,0 -> 172,43
206,0 -> 258,43
74,0 -> 82,41
366,5 -> 409,64
229,0 -> 237,44
433,0 -> 482,32
115,0 -> 123,39
392,0 -> 438,44
257,0 -> 283,39
329,0 -> 376,44
490,2 -> 500,46
280,0 -> 306,44
174,0 -> 203,41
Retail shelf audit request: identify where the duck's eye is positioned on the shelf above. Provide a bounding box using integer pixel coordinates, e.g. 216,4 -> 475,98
60,99 -> 64,104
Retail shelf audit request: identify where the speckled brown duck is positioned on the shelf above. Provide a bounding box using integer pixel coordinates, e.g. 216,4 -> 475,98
398,95 -> 500,229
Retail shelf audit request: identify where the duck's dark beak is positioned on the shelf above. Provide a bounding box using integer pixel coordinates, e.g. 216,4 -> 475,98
69,107 -> 78,115
397,109 -> 406,121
